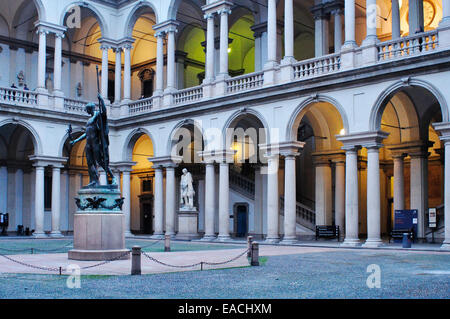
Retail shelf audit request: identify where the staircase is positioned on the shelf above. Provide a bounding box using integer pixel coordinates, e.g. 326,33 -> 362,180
229,169 -> 316,231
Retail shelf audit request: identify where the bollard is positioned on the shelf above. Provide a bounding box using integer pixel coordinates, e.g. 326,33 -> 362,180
250,242 -> 259,266
247,236 -> 253,258
164,234 -> 171,252
131,246 -> 141,275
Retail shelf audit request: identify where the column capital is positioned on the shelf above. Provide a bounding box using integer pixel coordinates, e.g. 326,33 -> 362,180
202,1 -> 233,16
110,161 -> 136,173
153,20 -> 179,34
337,131 -> 389,150
148,155 -> 182,168
204,150 -> 235,163
34,21 -> 67,35
118,37 -> 135,51
278,141 -> 305,157
29,155 -> 67,168
203,12 -> 216,20
313,149 -> 346,164
433,122 -> 450,143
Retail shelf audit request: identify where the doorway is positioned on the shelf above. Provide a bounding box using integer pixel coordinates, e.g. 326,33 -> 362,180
234,203 -> 248,237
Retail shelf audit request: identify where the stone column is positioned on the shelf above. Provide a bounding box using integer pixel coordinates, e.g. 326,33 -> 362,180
410,151 -> 428,240
100,44 -> 109,100
114,47 -> 122,104
283,0 -> 294,61
315,161 -> 332,225
152,166 -> 164,238
36,28 -> 48,91
334,160 -> 346,236
218,7 -> 231,79
204,12 -> 216,83
363,146 -> 382,247
218,162 -> 230,241
0,166 -> 7,214
333,9 -> 343,52
33,164 -> 46,238
364,0 -> 379,43
313,10 -> 330,57
408,0 -> 424,34
342,147 -> 360,246
282,153 -> 298,243
165,26 -> 177,92
393,154 -> 405,211
391,0 -> 401,39
266,0 -> 277,67
442,0 -> 450,26
442,140 -> 450,249
154,31 -> 165,96
265,154 -> 280,243
165,165 -> 176,237
53,33 -> 64,94
344,0 -> 356,47
122,170 -> 132,237
123,43 -> 132,102
203,161 -> 216,240
50,165 -> 64,237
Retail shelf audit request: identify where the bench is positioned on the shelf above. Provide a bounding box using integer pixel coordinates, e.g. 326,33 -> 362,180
389,228 -> 414,243
315,225 -> 340,241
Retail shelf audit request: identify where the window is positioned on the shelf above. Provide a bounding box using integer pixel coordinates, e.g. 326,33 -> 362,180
138,69 -> 155,99
44,175 -> 52,210
142,179 -> 153,193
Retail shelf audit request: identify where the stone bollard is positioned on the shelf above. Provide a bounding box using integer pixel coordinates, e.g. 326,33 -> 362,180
247,236 -> 253,258
131,246 -> 141,275
250,242 -> 259,266
164,234 -> 171,252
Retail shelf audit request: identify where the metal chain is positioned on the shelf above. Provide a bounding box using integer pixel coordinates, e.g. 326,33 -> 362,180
142,248 -> 250,269
0,253 -> 61,272
80,251 -> 130,270
0,241 -> 73,253
133,239 -> 163,250
33,242 -> 73,252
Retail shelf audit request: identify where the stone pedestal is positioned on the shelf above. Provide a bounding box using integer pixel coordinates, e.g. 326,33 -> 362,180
68,185 -> 130,261
176,208 -> 199,240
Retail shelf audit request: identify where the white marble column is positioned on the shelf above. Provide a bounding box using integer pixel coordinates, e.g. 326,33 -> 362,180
409,0 -> 424,34
393,154 -> 405,211
204,13 -> 216,83
33,165 -> 46,238
315,162 -> 332,225
218,8 -> 231,79
410,152 -> 428,240
363,146 -> 382,247
165,165 -> 176,237
154,31 -> 165,96
266,0 -> 277,67
37,28 -> 48,91
364,0 -> 379,44
114,47 -> 122,103
266,154 -> 280,243
442,0 -> 450,25
314,12 -> 330,57
122,170 -> 132,237
123,44 -> 132,101
391,0 -> 401,39
333,9 -> 343,52
334,161 -> 346,236
50,165 -> 63,237
282,153 -> 297,243
218,162 -> 230,241
203,162 -> 216,240
100,44 -> 109,100
342,147 -> 360,246
442,141 -> 450,249
344,0 -> 356,47
165,26 -> 177,92
14,169 -> 23,229
152,166 -> 164,238
53,33 -> 64,94
0,166 -> 7,214
283,0 -> 294,61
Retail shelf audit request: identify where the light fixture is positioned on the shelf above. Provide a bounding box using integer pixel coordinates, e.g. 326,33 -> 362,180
227,47 -> 231,53
339,128 -> 346,136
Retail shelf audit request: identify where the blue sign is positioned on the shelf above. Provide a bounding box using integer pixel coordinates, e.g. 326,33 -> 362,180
394,210 -> 418,242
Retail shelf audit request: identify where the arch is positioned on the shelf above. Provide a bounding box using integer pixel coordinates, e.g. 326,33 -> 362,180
370,78 -> 449,131
124,1 -> 159,38
286,95 -> 350,141
32,0 -> 46,21
222,108 -> 270,146
0,119 -> 42,155
122,127 -> 156,162
167,119 -> 204,160
59,1 -> 109,38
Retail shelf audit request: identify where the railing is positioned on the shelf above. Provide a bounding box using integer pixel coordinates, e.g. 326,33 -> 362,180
378,30 -> 439,62
229,170 -> 255,199
0,87 -> 37,106
129,97 -> 153,114
293,53 -> 341,80
174,86 -> 203,105
64,98 -> 90,113
280,197 -> 316,231
226,72 -> 264,93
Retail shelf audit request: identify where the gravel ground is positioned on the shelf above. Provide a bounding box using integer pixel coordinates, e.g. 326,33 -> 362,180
0,249 -> 448,299
0,239 -> 245,255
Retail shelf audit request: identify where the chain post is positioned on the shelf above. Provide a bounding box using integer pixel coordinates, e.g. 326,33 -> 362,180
251,242 -> 259,266
164,234 -> 171,252
247,236 -> 253,258
131,246 -> 141,275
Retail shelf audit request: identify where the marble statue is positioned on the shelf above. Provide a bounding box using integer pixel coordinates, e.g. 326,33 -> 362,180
180,168 -> 195,209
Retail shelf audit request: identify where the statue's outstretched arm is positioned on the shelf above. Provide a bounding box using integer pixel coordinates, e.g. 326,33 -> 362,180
71,133 -> 86,145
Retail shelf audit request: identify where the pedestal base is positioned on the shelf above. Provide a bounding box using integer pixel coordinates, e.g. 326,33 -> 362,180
176,209 -> 199,240
68,249 -> 130,261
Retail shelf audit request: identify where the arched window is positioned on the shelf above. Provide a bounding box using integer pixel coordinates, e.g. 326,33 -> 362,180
137,68 -> 154,99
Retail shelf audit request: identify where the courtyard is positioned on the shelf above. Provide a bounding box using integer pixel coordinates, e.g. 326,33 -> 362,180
0,238 -> 448,299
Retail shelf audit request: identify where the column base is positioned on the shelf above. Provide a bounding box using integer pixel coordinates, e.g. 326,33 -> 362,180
33,232 -> 48,239
200,235 -> 217,241
264,237 -> 280,244
362,239 -> 383,248
165,232 -> 176,239
340,238 -> 361,247
150,233 -> 164,239
124,231 -> 135,238
280,237 -> 297,245
216,235 -> 231,242
49,231 -> 64,238
440,242 -> 450,250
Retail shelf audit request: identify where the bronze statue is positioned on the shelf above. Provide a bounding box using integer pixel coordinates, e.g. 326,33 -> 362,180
69,67 -> 116,187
